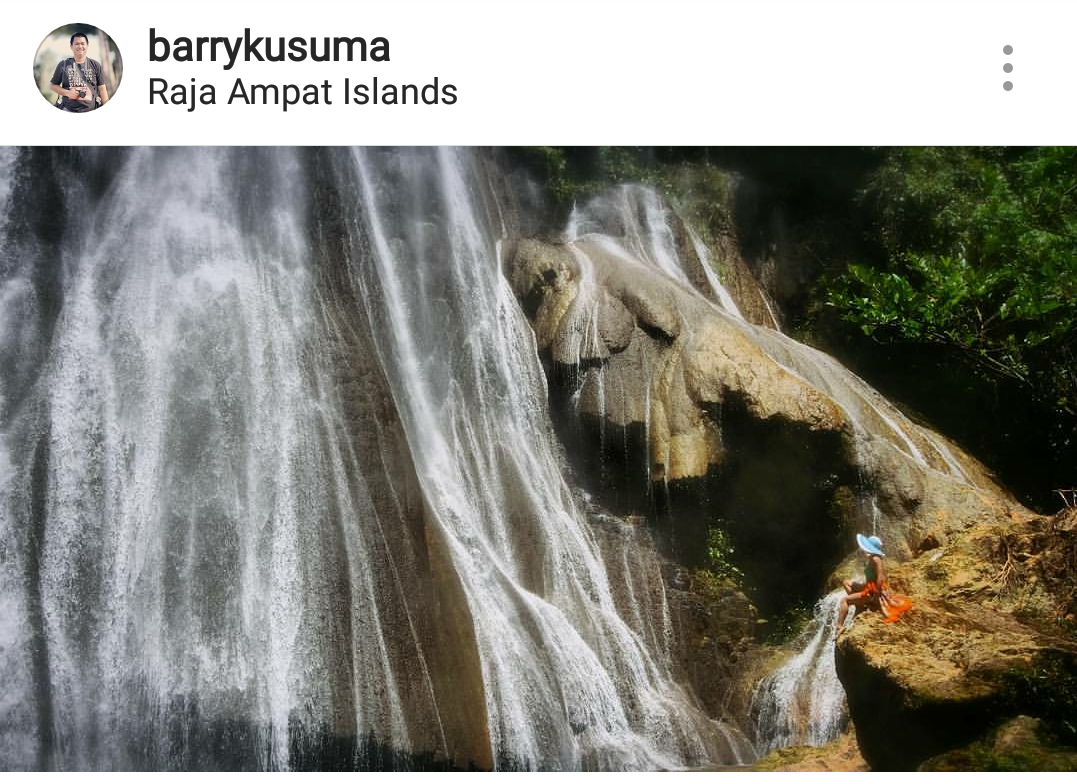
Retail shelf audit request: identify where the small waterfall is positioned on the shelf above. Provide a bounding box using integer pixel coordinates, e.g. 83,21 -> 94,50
588,508 -> 675,673
567,185 -> 745,318
686,227 -> 745,319
749,591 -> 847,754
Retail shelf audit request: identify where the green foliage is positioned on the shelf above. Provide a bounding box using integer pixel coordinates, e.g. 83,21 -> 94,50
516,147 -> 658,206
705,526 -> 745,587
524,147 -> 581,206
762,600 -> 815,645
925,741 -> 1076,772
515,147 -> 736,245
1000,652 -> 1077,745
825,147 -> 1077,416
689,567 -> 729,598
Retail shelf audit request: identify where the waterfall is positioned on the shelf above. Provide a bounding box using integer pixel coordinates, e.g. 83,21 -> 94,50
0,146 -> 37,772
748,591 -> 847,754
566,184 -> 745,318
0,148 -> 380,770
538,189 -> 982,759
564,183 -> 978,488
334,148 -> 748,769
0,147 -> 750,771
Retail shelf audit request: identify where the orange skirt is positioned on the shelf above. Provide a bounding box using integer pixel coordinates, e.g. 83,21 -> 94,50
866,581 -> 913,623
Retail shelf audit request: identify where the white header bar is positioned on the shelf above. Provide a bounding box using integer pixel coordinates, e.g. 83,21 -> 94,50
6,0 -> 1075,145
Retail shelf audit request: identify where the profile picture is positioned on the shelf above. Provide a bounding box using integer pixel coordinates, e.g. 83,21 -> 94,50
34,24 -> 122,113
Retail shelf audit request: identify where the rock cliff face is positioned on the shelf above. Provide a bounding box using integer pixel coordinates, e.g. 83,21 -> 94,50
664,569 -> 759,721
501,181 -> 1074,769
503,191 -> 1019,615
507,236 -> 846,482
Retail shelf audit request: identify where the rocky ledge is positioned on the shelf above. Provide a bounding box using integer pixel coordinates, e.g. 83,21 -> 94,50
835,506 -> 1077,770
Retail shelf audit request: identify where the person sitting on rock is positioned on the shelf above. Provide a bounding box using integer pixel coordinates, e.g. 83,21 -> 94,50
835,533 -> 912,637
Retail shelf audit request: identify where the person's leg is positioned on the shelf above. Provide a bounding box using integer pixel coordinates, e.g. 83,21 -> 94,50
835,591 -> 871,637
836,595 -> 850,633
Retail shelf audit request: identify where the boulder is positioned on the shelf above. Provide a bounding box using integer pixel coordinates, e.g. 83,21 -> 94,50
919,715 -> 1077,771
835,508 -> 1077,770
506,236 -> 851,485
751,729 -> 869,772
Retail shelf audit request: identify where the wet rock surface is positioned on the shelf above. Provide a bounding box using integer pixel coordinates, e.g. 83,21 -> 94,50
750,728 -> 868,772
664,568 -> 759,722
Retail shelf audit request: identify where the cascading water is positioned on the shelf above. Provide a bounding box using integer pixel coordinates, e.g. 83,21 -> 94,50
0,148 -> 752,771
748,592 -> 847,754
0,147 -> 421,770
559,186 -> 749,500
566,186 -> 976,488
332,148 -> 749,769
546,183 -> 991,759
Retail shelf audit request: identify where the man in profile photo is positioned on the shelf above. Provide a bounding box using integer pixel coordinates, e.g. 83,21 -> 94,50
49,31 -> 109,112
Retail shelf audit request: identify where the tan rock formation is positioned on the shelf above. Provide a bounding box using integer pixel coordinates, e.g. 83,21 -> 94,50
505,231 -> 1019,553
835,508 -> 1077,770
751,729 -> 869,772
507,236 -> 851,485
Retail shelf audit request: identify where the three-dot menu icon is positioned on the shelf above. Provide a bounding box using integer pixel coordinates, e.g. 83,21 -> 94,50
1003,45 -> 1013,91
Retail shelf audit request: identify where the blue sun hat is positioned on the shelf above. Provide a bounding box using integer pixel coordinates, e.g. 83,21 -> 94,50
857,533 -> 885,557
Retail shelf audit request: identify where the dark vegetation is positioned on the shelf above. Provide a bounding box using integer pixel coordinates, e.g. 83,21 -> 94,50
823,148 -> 1077,514
1000,651 -> 1077,747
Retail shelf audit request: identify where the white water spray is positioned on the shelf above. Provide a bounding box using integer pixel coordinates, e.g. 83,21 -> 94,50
749,591 -> 847,753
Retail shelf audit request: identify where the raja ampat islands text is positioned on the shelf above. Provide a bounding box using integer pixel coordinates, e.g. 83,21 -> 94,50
150,77 -> 457,112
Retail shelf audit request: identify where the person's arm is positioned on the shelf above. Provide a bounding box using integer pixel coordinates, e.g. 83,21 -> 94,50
875,556 -> 887,589
98,85 -> 109,105
49,83 -> 86,101
52,83 -> 94,104
49,62 -> 73,100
